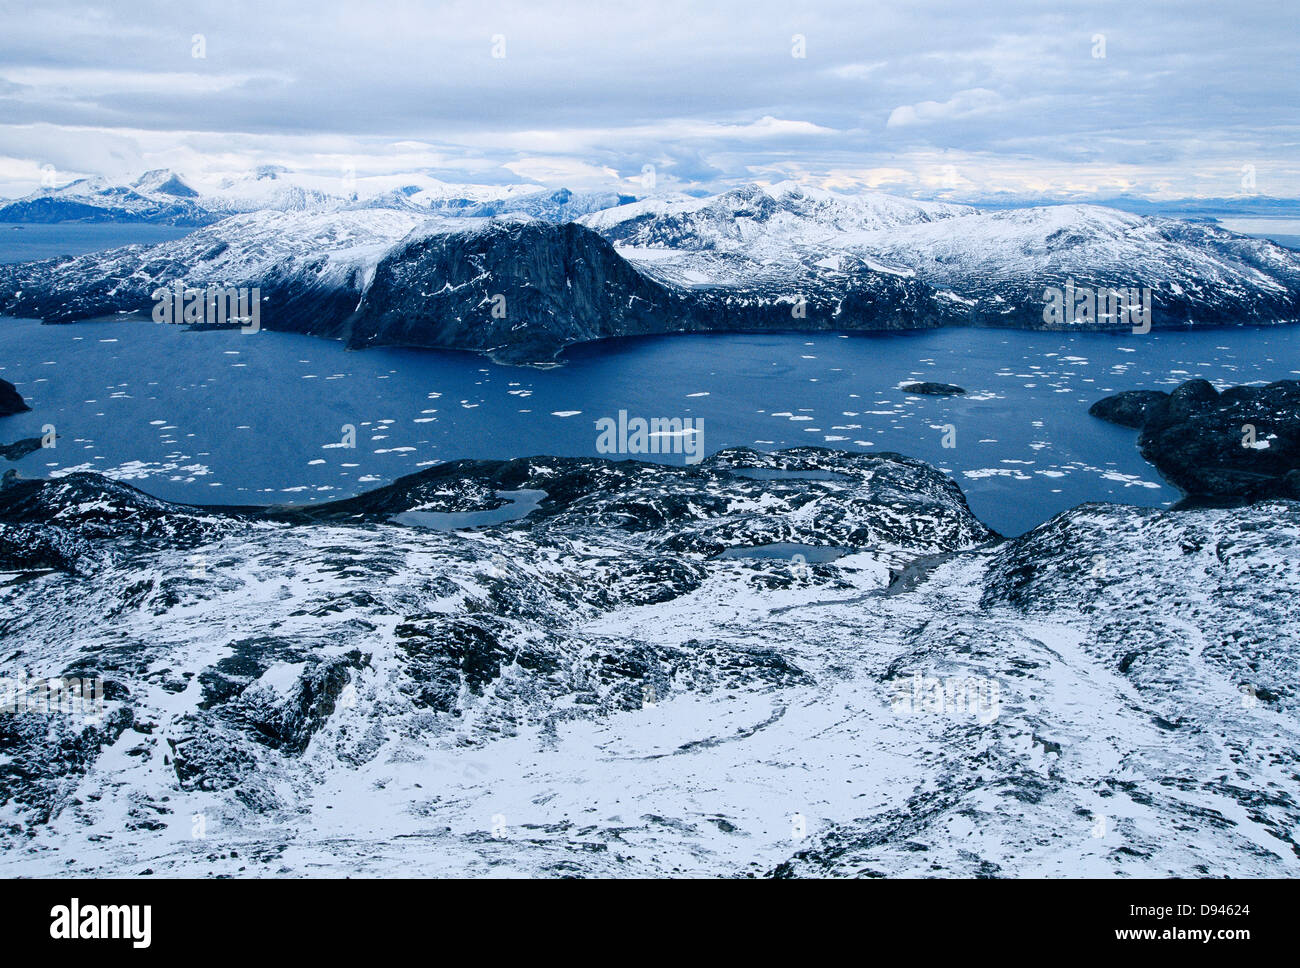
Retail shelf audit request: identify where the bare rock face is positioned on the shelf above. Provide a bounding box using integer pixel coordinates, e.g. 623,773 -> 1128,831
1086,389 -> 1168,428
1091,379 -> 1300,501
0,378 -> 30,417
344,220 -> 684,364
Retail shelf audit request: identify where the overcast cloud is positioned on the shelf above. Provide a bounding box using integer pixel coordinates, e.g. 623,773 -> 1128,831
0,0 -> 1295,200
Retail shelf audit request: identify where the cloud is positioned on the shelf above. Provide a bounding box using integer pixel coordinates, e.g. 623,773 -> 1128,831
886,89 -> 1005,128
826,62 -> 888,80
0,68 -> 289,96
503,157 -> 620,186
0,0 -> 1293,201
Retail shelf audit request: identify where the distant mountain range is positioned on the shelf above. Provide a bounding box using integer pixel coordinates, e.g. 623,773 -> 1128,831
0,167 -> 641,227
1,180 -> 1298,363
974,194 -> 1300,220
0,170 -> 215,225
6,167 -> 1297,226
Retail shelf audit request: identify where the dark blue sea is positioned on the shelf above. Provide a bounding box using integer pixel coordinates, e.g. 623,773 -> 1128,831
2,313 -> 1296,535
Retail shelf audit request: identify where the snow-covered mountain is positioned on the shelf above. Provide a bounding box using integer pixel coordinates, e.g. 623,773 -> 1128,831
0,446 -> 1296,876
581,181 -> 973,251
2,182 -> 1298,362
855,204 -> 1300,326
198,165 -> 340,216
0,172 -> 216,226
575,182 -> 974,302
583,184 -> 1300,327
351,176 -> 542,213
0,168 -> 613,225
0,208 -> 950,362
131,169 -> 202,200
0,209 -> 430,331
438,187 -> 638,221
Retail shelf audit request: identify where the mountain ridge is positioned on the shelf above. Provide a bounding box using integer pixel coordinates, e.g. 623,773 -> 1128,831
1,185 -> 1298,363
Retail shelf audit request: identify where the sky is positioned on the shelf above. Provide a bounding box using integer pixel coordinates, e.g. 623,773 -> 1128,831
0,0 -> 1296,202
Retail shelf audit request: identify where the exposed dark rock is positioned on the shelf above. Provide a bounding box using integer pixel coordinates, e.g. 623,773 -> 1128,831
345,220 -> 683,363
344,219 -> 950,363
0,471 -> 243,542
230,650 -> 369,754
0,438 -> 41,461
901,382 -> 966,396
1087,389 -> 1169,428
0,522 -> 96,575
0,707 -> 134,828
1091,380 -> 1300,500
0,379 -> 30,417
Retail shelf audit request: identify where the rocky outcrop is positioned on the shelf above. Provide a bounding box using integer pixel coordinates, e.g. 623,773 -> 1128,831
0,379 -> 30,417
0,438 -> 41,461
1091,379 -> 1300,501
901,381 -> 965,396
1087,389 -> 1169,428
344,220 -> 685,363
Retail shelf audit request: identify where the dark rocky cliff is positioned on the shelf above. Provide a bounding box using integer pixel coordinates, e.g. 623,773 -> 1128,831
1091,379 -> 1300,500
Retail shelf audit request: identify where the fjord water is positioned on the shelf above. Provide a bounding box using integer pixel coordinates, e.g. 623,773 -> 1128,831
2,314 -> 1297,534
0,223 -> 194,264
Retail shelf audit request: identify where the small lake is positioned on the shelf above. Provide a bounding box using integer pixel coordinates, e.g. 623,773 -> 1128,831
2,314 -> 1297,534
718,543 -> 853,563
392,489 -> 548,530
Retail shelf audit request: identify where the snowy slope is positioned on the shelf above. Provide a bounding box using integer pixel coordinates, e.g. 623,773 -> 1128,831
0,448 -> 1296,877
131,170 -> 202,200
858,204 -> 1300,324
0,173 -> 216,226
0,168 -> 576,224
197,166 -> 340,215
436,187 -> 639,221
582,182 -> 972,249
0,209 -> 432,326
582,186 -> 1300,326
579,182 -> 968,288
